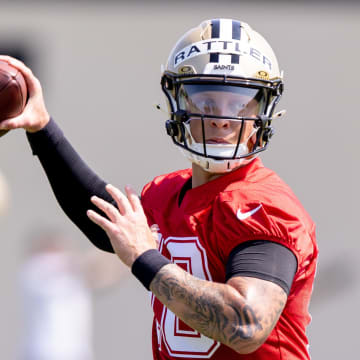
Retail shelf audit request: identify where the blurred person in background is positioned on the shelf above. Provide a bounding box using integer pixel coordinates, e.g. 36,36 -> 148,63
18,229 -> 127,360
0,170 -> 9,216
0,18 -> 318,360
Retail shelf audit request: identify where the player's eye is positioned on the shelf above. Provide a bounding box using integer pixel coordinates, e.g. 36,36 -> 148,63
228,102 -> 246,116
196,99 -> 217,114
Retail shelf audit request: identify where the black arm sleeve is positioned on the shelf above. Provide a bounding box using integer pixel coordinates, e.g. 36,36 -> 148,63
225,240 -> 298,295
26,118 -> 115,252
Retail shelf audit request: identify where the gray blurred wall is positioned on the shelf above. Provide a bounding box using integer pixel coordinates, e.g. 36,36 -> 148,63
0,1 -> 359,359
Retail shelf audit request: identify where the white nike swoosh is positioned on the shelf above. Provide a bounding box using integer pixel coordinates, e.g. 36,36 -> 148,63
236,204 -> 262,220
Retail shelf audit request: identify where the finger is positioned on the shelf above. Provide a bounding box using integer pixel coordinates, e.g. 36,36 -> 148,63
90,195 -> 120,223
0,114 -> 26,130
0,107 -> 47,132
0,55 -> 39,94
0,55 -> 25,67
105,184 -> 132,215
0,55 -> 29,77
150,224 -> 160,245
87,209 -> 116,233
125,184 -> 143,213
0,55 -> 25,69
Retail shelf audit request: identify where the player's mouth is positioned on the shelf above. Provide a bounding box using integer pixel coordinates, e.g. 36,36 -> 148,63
206,138 -> 232,144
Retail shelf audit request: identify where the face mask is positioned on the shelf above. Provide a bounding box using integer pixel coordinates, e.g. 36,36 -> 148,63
184,122 -> 258,159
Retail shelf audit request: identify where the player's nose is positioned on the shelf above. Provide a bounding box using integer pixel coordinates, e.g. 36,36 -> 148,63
209,117 -> 230,129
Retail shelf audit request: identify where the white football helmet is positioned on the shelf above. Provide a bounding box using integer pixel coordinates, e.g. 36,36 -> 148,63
161,19 -> 284,173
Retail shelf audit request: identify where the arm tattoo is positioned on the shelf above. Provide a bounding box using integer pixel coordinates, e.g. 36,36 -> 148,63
150,264 -> 287,352
228,304 -> 262,341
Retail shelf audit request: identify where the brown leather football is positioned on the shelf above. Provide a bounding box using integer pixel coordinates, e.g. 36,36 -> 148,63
0,60 -> 27,137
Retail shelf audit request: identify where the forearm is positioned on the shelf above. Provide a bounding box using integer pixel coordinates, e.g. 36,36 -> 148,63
26,118 -> 115,252
150,263 -> 265,354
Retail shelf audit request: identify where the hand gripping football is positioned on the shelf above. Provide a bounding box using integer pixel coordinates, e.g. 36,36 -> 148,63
0,60 -> 27,137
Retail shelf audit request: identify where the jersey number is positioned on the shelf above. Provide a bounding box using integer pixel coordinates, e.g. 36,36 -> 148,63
154,237 -> 220,358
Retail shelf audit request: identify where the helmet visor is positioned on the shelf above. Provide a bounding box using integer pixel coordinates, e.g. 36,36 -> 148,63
177,84 -> 267,119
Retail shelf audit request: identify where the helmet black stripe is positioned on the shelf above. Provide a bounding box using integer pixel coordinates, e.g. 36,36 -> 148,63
210,53 -> 219,63
211,19 -> 220,38
232,20 -> 241,40
231,54 -> 240,64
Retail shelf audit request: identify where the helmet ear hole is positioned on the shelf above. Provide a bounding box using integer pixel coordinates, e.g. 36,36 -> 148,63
166,120 -> 185,143
262,127 -> 274,143
165,120 -> 179,137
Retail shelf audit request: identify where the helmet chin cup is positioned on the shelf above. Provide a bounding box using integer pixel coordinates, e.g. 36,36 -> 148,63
180,148 -> 257,173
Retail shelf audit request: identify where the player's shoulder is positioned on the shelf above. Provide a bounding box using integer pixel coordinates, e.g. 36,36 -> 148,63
213,161 -> 316,259
218,160 -> 308,219
141,168 -> 191,202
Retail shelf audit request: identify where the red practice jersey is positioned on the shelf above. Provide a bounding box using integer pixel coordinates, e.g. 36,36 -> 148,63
141,158 -> 318,360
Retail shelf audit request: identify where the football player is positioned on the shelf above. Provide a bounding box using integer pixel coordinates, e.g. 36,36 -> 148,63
0,19 -> 318,359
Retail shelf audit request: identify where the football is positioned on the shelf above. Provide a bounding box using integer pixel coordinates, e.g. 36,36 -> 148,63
0,60 -> 27,137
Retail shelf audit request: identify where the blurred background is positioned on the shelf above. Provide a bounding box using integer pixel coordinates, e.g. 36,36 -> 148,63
0,0 -> 359,358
